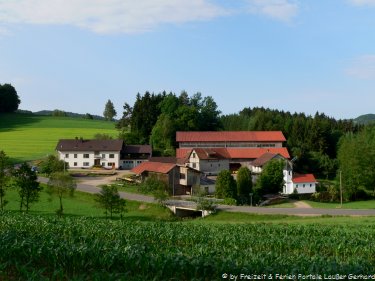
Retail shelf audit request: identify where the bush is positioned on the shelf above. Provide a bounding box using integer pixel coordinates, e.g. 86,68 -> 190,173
222,198 -> 237,206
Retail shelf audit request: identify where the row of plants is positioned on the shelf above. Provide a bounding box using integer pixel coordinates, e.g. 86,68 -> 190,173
1,213 -> 374,280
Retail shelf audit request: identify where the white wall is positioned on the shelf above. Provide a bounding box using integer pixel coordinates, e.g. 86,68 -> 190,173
293,182 -> 316,194
58,151 -> 120,169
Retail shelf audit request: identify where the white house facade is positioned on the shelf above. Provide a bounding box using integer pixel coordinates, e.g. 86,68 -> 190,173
56,139 -> 152,169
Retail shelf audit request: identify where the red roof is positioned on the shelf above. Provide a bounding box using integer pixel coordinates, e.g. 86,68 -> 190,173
176,147 -> 290,159
130,162 -> 176,175
293,174 -> 317,183
226,148 -> 290,159
176,131 -> 286,142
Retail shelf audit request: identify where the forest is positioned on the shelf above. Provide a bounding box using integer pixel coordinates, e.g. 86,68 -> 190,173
114,90 -> 375,200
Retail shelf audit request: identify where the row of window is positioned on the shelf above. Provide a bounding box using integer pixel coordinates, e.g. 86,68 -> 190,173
75,162 -> 115,167
295,184 -> 313,188
180,143 -> 278,148
65,153 -> 115,159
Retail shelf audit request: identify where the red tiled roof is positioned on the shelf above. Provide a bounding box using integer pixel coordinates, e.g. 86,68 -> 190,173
226,148 -> 290,159
176,148 -> 192,159
130,162 -> 176,175
176,131 -> 286,142
292,174 -> 317,183
176,147 -> 290,160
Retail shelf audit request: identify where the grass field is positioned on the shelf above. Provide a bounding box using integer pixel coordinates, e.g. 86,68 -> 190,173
0,113 -> 118,162
303,200 -> 375,209
3,186 -> 173,221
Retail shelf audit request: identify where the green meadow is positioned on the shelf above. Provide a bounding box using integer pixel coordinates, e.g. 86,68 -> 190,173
0,113 -> 118,162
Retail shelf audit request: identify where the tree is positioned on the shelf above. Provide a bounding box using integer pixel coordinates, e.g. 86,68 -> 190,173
13,163 -> 41,212
94,133 -> 113,140
52,109 -> 67,117
0,151 -> 11,211
0,83 -> 21,113
38,155 -> 66,176
47,172 -> 77,217
95,185 -> 126,219
337,127 -> 375,200
103,99 -> 117,121
236,167 -> 252,205
256,159 -> 284,195
215,170 -> 237,200
116,102 -> 132,129
84,113 -> 93,119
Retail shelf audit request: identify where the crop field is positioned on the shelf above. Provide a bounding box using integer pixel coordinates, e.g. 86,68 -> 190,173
0,213 -> 374,280
0,113 -> 118,162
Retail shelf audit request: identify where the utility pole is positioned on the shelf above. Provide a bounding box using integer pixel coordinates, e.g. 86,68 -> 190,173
340,170 -> 343,208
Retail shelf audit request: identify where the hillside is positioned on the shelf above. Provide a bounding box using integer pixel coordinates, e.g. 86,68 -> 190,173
354,114 -> 375,125
0,113 -> 118,163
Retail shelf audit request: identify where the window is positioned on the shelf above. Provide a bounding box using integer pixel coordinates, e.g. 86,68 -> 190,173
83,154 -> 90,158
296,184 -> 298,188
180,173 -> 186,180
310,184 -> 312,187
65,154 -> 69,158
108,162 -> 114,167
109,154 -> 115,158
192,163 -> 196,168
102,154 -> 105,159
192,153 -> 196,158
74,154 -> 77,158
83,162 -> 90,166
303,184 -> 305,188
74,162 -> 77,167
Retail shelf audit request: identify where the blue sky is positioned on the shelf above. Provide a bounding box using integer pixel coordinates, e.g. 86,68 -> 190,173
1,0 -> 375,119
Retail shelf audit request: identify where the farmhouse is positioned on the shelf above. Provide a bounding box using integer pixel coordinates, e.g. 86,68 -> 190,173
176,131 -> 316,194
176,131 -> 290,175
130,160 -> 201,195
56,139 -> 151,169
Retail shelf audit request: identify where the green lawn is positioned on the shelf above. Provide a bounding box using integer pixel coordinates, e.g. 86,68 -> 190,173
303,200 -> 375,209
3,185 -> 173,221
0,113 -> 118,162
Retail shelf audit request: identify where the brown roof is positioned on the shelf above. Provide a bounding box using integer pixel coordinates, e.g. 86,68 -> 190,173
130,161 -> 176,175
149,157 -> 177,163
123,145 -> 152,154
56,139 -> 124,152
176,131 -> 286,142
190,148 -> 230,160
251,153 -> 284,167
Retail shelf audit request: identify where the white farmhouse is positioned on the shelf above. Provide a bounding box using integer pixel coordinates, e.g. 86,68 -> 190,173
56,139 -> 151,169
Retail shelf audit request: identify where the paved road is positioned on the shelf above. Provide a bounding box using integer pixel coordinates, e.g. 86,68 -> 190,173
38,176 -> 375,216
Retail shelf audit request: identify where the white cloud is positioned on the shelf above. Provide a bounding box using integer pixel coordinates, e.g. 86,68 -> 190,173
346,55 -> 375,80
348,0 -> 375,6
246,0 -> 298,22
0,0 -> 227,34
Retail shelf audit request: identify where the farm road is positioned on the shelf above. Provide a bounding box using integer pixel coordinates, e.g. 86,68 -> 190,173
38,176 -> 375,217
